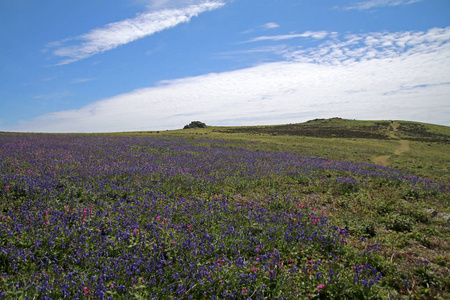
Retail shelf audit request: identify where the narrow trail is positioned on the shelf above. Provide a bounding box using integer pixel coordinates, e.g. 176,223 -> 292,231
372,122 -> 410,167
395,140 -> 410,155
373,155 -> 391,167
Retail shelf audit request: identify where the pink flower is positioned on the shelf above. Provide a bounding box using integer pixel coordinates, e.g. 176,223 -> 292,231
317,284 -> 325,290
5,186 -> 9,192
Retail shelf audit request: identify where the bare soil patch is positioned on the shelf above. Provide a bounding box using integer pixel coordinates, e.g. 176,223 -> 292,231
395,139 -> 410,155
373,155 -> 390,167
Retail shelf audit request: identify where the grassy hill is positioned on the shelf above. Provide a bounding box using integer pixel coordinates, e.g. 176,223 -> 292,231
213,118 -> 449,143
143,118 -> 450,182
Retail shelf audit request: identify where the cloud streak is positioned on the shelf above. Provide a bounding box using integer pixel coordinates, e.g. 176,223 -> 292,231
241,22 -> 281,35
243,31 -> 330,43
47,1 -> 225,65
8,27 -> 450,132
263,22 -> 280,29
71,78 -> 96,84
344,0 -> 424,10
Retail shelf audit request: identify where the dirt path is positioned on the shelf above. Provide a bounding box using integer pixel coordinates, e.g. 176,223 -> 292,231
373,155 -> 391,167
372,122 -> 410,167
389,121 -> 399,139
394,140 -> 410,155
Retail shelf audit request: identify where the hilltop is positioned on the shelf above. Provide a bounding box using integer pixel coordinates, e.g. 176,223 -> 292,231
213,118 -> 450,143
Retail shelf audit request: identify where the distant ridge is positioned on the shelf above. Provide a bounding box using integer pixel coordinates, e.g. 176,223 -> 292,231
214,118 -> 450,143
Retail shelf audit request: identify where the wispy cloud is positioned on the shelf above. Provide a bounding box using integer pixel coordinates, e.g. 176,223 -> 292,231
243,31 -> 329,43
33,90 -> 74,102
143,0 -> 210,9
241,22 -> 281,34
283,27 -> 450,64
215,45 -> 288,59
7,27 -> 450,132
344,0 -> 424,11
72,78 -> 96,84
263,22 -> 280,29
46,1 -> 225,65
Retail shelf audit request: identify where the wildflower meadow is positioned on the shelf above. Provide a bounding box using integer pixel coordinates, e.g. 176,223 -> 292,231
0,133 -> 448,299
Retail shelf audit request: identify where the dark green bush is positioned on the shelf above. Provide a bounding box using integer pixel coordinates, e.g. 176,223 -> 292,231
183,121 -> 207,129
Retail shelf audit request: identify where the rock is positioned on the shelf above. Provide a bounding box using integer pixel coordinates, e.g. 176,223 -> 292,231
425,208 -> 450,222
436,212 -> 450,222
424,209 -> 438,218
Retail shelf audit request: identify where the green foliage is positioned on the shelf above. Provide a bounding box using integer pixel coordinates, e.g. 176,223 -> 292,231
183,121 -> 207,129
384,214 -> 415,233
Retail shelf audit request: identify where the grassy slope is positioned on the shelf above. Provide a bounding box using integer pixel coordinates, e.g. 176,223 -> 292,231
134,118 -> 450,183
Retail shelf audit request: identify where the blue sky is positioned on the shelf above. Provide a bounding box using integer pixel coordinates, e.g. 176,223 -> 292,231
1,0 -> 449,132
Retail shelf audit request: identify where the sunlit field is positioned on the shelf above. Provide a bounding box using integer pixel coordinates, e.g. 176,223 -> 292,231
0,130 -> 448,299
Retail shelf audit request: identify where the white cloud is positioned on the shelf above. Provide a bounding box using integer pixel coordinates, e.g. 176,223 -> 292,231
283,27 -> 450,64
6,27 -> 450,132
263,22 -> 280,29
144,0 -> 212,9
214,45 -> 288,59
344,0 -> 424,10
47,1 -> 225,65
147,0 -> 172,8
241,22 -> 281,35
243,31 -> 329,43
